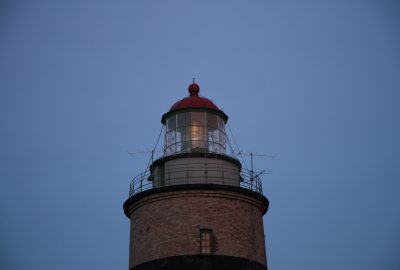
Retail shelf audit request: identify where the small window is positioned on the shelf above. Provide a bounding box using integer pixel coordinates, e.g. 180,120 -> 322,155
200,229 -> 213,254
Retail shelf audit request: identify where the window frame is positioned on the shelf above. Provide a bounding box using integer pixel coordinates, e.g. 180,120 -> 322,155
199,228 -> 213,255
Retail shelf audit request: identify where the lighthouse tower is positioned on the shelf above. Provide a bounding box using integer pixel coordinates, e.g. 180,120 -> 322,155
123,82 -> 269,270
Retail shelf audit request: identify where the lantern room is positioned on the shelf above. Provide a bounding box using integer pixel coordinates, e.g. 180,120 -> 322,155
161,83 -> 228,155
127,81 -> 264,196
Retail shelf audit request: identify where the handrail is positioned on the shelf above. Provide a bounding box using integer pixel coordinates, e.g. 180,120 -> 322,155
128,164 -> 263,197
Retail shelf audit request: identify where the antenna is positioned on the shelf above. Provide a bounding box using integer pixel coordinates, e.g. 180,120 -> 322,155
239,152 -> 277,159
251,152 -> 254,181
128,149 -> 163,155
237,151 -> 275,187
127,125 -> 164,174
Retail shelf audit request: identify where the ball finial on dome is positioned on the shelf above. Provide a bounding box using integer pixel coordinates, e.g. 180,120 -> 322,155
188,78 -> 200,96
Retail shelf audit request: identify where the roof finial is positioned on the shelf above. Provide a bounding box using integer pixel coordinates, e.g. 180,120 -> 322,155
188,79 -> 200,96
193,77 -> 195,84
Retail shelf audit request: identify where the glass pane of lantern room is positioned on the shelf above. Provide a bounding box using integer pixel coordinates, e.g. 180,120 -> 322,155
218,117 -> 225,132
191,112 -> 207,151
165,115 -> 177,155
177,126 -> 190,153
167,114 -> 176,131
208,130 -> 219,153
206,113 -> 219,153
177,112 -> 190,127
166,131 -> 176,154
176,112 -> 190,153
207,113 -> 218,129
219,130 -> 226,152
191,112 -> 205,126
218,117 -> 226,152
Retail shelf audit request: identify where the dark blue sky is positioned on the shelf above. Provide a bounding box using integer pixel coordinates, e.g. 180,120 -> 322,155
1,1 -> 399,270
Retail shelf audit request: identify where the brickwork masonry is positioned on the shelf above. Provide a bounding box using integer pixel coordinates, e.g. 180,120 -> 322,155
125,188 -> 268,268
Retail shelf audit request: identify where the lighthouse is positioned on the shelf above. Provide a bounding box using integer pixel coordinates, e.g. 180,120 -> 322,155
123,82 -> 269,270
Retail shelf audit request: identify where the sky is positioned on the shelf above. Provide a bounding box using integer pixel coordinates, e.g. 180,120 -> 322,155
1,0 -> 399,270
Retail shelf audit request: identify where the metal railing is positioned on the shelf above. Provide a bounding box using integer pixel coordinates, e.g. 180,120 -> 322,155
128,164 -> 263,197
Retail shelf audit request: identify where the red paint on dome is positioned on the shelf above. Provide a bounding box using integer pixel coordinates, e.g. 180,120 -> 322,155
170,96 -> 220,111
169,83 -> 220,111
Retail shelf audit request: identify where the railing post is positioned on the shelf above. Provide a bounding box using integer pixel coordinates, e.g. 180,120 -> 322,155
140,173 -> 143,192
205,161 -> 207,184
222,164 -> 225,185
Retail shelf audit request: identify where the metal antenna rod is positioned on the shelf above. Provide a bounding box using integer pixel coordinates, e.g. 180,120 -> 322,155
251,152 -> 254,173
250,152 -> 254,182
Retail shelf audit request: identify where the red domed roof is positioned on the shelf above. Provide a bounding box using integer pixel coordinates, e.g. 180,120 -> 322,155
161,82 -> 228,124
169,83 -> 220,111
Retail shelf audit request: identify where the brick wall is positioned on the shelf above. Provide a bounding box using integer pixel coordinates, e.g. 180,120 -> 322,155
126,188 -> 268,268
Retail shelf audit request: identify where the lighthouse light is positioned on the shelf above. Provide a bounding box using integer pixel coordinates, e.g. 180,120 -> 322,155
165,111 -> 226,155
